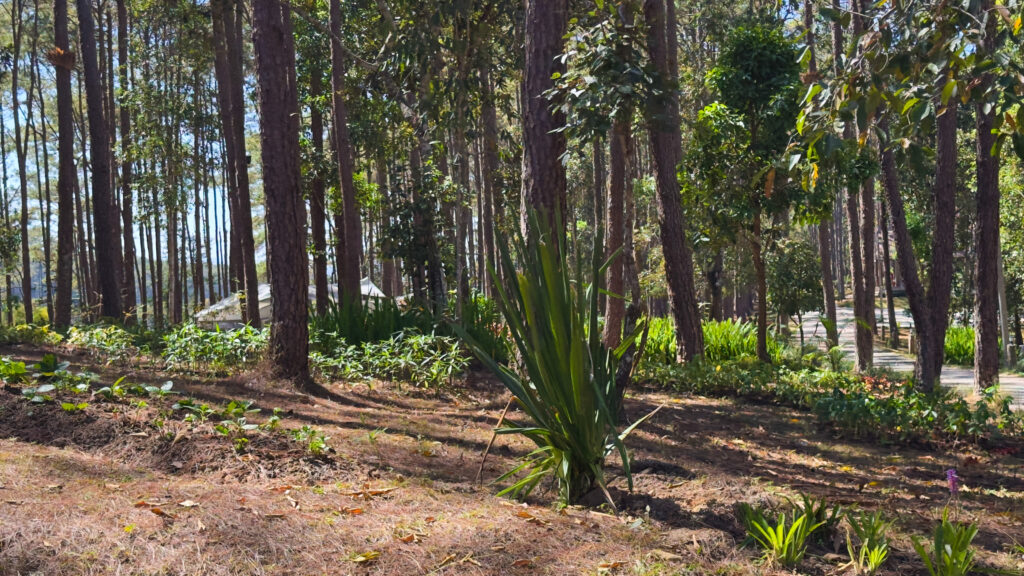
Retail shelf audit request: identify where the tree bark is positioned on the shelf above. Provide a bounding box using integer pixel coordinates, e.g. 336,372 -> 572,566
10,0 -> 34,324
642,0 -> 704,360
880,198 -> 899,348
117,0 -> 137,323
77,0 -> 124,319
252,0 -> 310,384
480,64 -> 499,297
603,118 -> 629,348
521,0 -> 569,236
973,0 -> 1000,388
309,71 -> 329,316
53,0 -> 76,328
329,0 -> 362,305
878,100 -> 957,392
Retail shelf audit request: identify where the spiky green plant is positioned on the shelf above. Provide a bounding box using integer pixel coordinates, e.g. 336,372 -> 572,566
912,509 -> 978,576
455,212 -> 645,506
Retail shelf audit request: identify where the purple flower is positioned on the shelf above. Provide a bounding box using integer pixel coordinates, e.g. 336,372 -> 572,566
946,468 -> 959,496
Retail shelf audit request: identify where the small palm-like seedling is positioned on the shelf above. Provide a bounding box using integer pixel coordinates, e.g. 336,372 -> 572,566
912,509 -> 978,576
845,510 -> 891,575
740,502 -> 824,567
787,493 -> 844,545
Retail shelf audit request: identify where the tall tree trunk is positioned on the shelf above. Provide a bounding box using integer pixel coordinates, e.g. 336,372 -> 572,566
30,26 -> 55,324
880,198 -> 899,348
309,72 -> 329,316
521,0 -> 568,235
603,117 -> 629,348
479,64 -> 499,297
329,0 -> 362,305
117,0 -> 137,323
252,0 -> 310,384
878,101 -> 957,392
642,0 -> 704,360
77,0 -> 124,319
10,0 -> 34,324
973,0 -> 1000,388
53,0 -> 76,328
0,108 -> 12,325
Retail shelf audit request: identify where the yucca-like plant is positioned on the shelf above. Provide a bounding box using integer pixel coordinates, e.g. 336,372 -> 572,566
912,509 -> 978,576
455,212 -> 644,506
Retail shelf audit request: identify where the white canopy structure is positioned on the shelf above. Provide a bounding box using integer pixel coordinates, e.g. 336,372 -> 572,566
195,278 -> 388,329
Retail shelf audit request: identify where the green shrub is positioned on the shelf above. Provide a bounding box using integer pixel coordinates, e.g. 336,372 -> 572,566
66,325 -> 138,363
943,326 -> 975,366
640,357 -> 1021,445
162,323 -> 268,371
455,213 -> 643,506
0,324 -> 63,346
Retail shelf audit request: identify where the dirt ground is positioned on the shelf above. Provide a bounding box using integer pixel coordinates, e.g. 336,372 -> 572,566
0,343 -> 1022,575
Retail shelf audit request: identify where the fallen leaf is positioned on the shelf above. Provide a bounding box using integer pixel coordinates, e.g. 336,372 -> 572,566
178,500 -> 200,508
150,508 -> 175,519
271,485 -> 293,493
649,549 -> 682,561
424,516 -> 436,523
104,483 -> 121,491
512,559 -> 533,567
598,560 -> 625,570
45,484 -> 63,492
340,507 -> 364,515
436,553 -> 457,568
350,550 -> 380,563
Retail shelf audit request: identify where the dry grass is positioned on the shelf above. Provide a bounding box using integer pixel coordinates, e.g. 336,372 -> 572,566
0,343 -> 1022,575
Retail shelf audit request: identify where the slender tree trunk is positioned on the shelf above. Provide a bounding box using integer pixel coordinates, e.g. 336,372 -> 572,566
521,0 -> 569,236
973,0 -> 1000,388
329,0 -> 362,304
53,0 -> 76,328
642,0 -> 704,360
309,72 -> 329,315
0,108 -> 11,325
116,0 -> 136,323
10,0 -> 34,324
603,117 -> 629,348
480,64 -> 499,297
881,198 -> 899,348
31,34 -> 55,323
252,0 -> 310,384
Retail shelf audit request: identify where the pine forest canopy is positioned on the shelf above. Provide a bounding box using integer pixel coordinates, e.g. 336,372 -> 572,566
1,0 -> 1024,390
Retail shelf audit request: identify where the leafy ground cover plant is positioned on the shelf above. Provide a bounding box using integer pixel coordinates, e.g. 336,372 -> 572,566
162,323 -> 268,372
0,324 -> 63,346
640,357 -> 1021,445
455,213 -> 644,507
312,332 -> 468,389
912,509 -> 978,576
65,325 -> 139,364
739,501 -> 823,567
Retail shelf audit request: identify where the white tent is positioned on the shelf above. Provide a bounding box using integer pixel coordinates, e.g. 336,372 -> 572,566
195,278 -> 388,329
